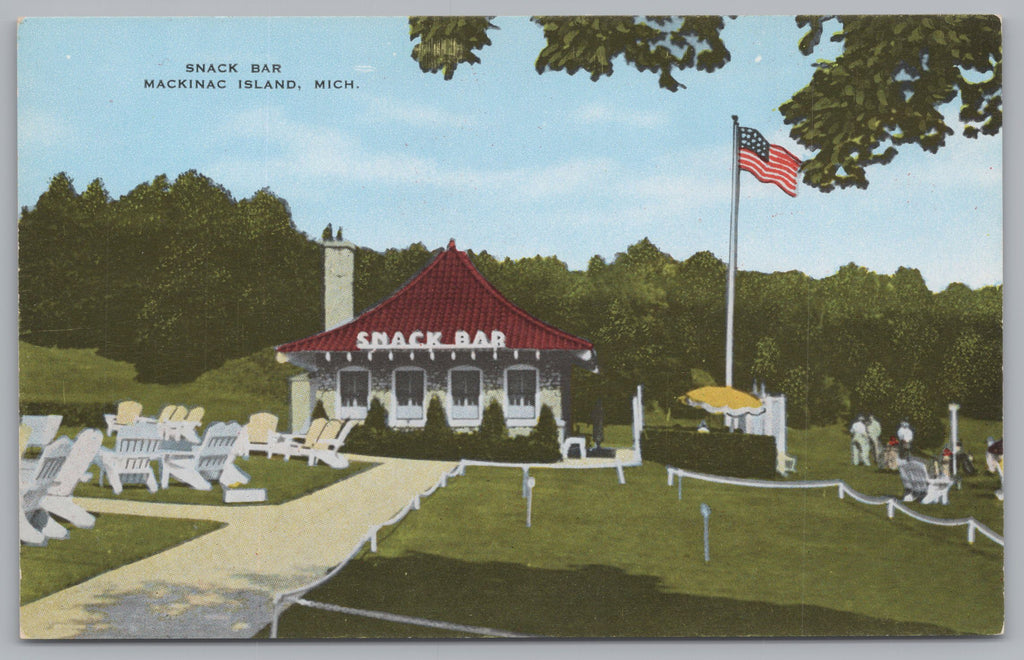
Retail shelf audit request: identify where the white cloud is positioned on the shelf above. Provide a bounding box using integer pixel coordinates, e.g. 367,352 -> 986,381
574,102 -> 670,130
362,96 -> 478,129
18,109 -> 73,150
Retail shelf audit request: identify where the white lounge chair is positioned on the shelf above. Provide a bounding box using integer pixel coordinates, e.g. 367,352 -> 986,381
96,422 -> 162,494
162,406 -> 204,443
19,423 -> 30,457
20,414 -> 63,449
560,436 -> 587,460
777,451 -> 797,476
139,404 -> 182,425
899,459 -> 953,505
104,400 -> 144,436
237,412 -> 281,458
40,429 -> 104,529
305,419 -> 357,468
274,417 -> 328,460
277,418 -> 355,468
160,422 -> 249,490
20,437 -> 74,546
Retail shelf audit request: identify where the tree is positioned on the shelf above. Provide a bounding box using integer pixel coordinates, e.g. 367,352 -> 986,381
780,366 -> 810,429
852,362 -> 896,423
409,15 -> 1001,191
751,337 -> 781,388
781,16 -> 1001,191
891,379 -> 943,450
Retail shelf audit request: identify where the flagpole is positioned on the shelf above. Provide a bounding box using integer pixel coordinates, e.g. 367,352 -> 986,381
726,115 -> 740,389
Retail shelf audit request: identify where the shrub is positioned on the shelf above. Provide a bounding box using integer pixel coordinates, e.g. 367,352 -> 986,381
522,404 -> 561,463
643,427 -> 777,479
421,395 -> 457,459
19,401 -> 113,428
364,397 -> 388,432
479,400 -> 507,442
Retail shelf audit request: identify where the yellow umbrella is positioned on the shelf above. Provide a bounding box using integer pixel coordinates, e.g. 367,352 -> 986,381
681,386 -> 765,417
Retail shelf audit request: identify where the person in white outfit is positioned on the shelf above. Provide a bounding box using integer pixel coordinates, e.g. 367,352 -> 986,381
866,414 -> 883,464
897,421 -> 914,455
849,415 -> 871,466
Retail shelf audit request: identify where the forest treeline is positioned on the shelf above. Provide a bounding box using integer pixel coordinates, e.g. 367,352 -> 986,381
19,172 -> 1002,445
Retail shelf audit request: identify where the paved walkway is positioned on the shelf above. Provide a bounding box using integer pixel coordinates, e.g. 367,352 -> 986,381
19,456 -> 459,639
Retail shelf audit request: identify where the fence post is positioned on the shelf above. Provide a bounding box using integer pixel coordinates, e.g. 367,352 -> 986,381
668,469 -> 674,487
616,463 -> 626,485
412,495 -> 421,510
838,483 -> 845,499
968,520 -> 976,544
369,528 -> 378,553
887,499 -> 895,519
270,597 -> 282,639
522,466 -> 530,498
678,476 -> 683,500
526,477 -> 536,528
700,503 -> 711,563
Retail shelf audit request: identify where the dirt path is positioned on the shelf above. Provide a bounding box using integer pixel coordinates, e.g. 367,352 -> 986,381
19,456 -> 459,639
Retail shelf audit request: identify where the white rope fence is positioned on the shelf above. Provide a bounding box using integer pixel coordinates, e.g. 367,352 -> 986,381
270,453 -> 643,638
666,466 -> 1004,547
287,599 -> 537,638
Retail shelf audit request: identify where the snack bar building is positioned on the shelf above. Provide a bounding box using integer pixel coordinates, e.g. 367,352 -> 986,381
276,239 -> 598,435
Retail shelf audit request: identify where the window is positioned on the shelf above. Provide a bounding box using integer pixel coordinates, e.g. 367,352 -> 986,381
449,368 -> 481,421
506,367 -> 538,419
337,369 -> 369,419
394,369 -> 425,421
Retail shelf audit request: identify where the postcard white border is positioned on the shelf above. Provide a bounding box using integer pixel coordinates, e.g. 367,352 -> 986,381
3,1 -> 1019,659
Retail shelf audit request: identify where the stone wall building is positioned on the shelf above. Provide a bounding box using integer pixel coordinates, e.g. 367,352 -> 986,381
276,239 -> 597,435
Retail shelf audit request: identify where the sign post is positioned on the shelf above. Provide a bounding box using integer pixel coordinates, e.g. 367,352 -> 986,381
949,403 -> 960,477
526,476 -> 536,528
700,503 -> 712,563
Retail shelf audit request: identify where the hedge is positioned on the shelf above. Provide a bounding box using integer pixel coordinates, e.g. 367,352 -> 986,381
19,401 -> 113,428
642,427 -> 777,479
343,398 -> 561,464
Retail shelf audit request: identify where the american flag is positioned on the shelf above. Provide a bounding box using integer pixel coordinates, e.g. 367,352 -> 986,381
738,126 -> 801,197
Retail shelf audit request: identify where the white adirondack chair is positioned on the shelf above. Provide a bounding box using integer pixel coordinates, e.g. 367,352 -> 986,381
777,451 -> 798,476
161,405 -> 204,443
39,429 -> 104,529
305,419 -> 356,469
274,417 -> 328,461
139,404 -> 182,426
899,459 -> 953,505
160,422 -> 249,490
104,400 -> 144,436
96,422 -> 162,494
20,437 -> 74,546
20,414 -> 63,449
236,412 -> 280,458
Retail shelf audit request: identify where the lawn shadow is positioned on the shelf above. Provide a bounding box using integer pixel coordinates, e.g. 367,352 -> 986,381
267,552 -> 956,638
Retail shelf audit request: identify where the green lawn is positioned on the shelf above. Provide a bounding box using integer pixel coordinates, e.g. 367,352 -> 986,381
20,513 -> 224,605
73,457 -> 379,506
270,453 -> 1003,638
20,343 -> 1003,637
787,421 -> 1004,534
18,341 -> 300,431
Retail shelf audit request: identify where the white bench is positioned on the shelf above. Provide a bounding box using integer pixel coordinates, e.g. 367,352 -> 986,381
561,436 -> 587,460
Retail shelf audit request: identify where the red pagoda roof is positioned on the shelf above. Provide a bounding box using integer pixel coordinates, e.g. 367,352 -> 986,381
277,240 -> 594,353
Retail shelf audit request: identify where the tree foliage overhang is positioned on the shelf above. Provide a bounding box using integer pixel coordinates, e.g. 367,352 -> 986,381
408,15 -> 1001,193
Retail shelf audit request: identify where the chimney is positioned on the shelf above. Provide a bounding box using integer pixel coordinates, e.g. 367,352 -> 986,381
323,230 -> 356,330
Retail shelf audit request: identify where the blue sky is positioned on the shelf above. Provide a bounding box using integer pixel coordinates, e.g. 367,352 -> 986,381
17,15 -> 1002,290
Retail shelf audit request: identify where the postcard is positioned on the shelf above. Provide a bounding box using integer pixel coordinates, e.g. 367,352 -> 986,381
17,15 -> 1003,639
